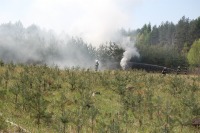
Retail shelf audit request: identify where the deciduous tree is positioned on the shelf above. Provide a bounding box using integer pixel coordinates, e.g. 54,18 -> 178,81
187,39 -> 200,66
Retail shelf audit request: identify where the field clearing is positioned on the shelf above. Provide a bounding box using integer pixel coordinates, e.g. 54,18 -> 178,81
0,64 -> 200,133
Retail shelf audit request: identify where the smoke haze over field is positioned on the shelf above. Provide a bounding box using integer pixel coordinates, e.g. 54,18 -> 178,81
0,22 -> 96,68
2,0 -> 197,68
1,0 -> 200,46
0,0 -> 143,68
0,21 -> 140,69
0,0 -> 143,46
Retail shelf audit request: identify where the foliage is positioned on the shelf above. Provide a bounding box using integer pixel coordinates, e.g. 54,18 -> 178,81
0,63 -> 199,132
136,44 -> 187,67
124,16 -> 200,68
97,42 -> 124,69
134,16 -> 200,50
187,39 -> 200,66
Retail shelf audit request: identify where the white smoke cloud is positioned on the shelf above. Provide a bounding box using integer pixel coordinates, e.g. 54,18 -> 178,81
0,0 -> 143,69
68,0 -> 130,45
0,0 -> 142,46
0,22 -> 96,68
119,37 -> 140,70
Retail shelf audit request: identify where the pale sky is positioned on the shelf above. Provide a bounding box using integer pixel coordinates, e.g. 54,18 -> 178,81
0,0 -> 199,45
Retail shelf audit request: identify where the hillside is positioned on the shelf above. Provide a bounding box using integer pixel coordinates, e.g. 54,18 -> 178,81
0,63 -> 200,132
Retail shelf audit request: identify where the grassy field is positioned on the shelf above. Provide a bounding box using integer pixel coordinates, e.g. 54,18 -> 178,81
0,63 -> 199,133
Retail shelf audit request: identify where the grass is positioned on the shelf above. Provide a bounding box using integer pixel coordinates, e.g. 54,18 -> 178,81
0,64 -> 199,133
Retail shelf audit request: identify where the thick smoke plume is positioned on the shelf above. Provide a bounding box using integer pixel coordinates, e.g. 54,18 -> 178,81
120,37 -> 140,70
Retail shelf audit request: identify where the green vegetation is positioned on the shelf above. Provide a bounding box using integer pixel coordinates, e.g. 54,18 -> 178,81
187,39 -> 200,66
124,16 -> 200,68
0,63 -> 199,132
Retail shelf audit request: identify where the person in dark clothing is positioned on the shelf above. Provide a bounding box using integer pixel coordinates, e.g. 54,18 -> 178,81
176,66 -> 181,75
184,66 -> 188,74
162,67 -> 167,75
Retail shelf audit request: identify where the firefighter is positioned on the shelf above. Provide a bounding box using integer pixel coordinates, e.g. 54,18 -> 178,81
184,66 -> 188,74
162,67 -> 167,75
95,60 -> 99,71
176,66 -> 181,75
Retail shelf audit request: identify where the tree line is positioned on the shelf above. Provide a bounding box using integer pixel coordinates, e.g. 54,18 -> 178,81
0,16 -> 200,69
134,16 -> 200,49
121,16 -> 200,68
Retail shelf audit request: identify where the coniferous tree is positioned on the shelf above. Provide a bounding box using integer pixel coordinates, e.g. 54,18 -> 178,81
175,16 -> 190,51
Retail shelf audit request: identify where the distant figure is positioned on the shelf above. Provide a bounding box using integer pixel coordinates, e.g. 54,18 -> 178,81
176,66 -> 181,75
162,67 -> 167,75
95,60 -> 99,71
184,67 -> 188,75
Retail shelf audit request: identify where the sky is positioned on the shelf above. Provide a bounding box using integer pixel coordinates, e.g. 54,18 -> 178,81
0,0 -> 200,45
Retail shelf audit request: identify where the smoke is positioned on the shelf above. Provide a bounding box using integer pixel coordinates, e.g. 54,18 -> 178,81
0,21 -> 140,69
0,0 -> 143,47
0,22 -> 95,68
0,0 -> 143,68
119,37 -> 140,70
68,0 -> 129,46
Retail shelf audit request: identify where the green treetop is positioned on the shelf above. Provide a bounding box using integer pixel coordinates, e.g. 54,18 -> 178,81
187,39 -> 200,66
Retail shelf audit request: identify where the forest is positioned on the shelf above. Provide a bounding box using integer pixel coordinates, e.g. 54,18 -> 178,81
122,16 -> 200,68
0,16 -> 200,70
